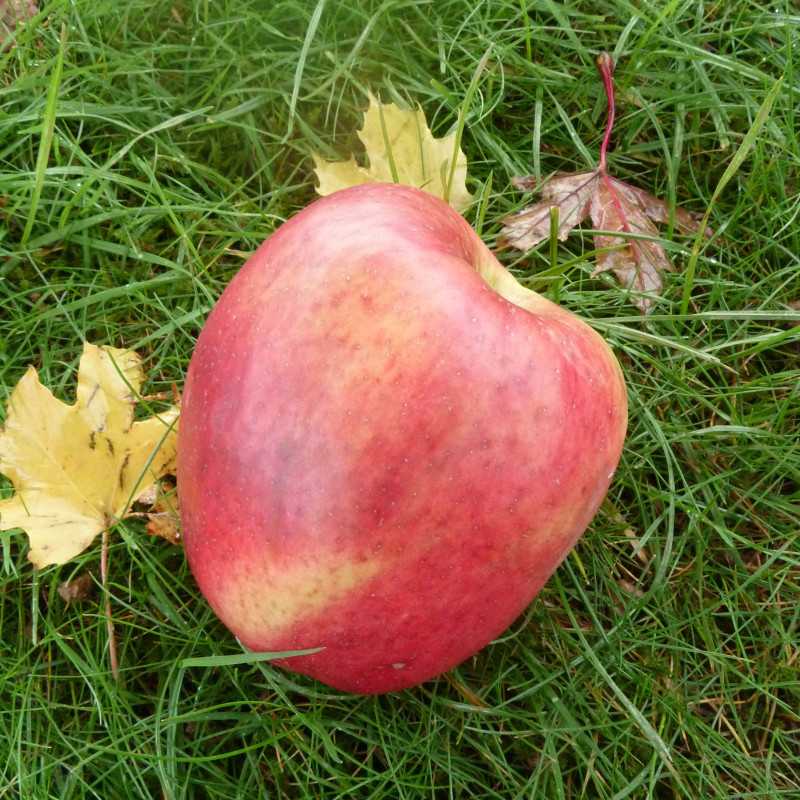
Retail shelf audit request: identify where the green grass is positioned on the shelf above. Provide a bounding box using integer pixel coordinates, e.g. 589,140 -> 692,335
1,0 -> 799,797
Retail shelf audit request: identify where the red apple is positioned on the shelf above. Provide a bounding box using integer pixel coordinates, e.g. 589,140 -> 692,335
177,183 -> 627,694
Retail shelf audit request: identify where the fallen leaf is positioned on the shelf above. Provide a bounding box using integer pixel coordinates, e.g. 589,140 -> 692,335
146,512 -> 181,546
142,479 -> 181,546
0,343 -> 179,567
501,53 -> 709,313
313,93 -> 473,213
501,170 -> 706,312
58,572 -> 94,604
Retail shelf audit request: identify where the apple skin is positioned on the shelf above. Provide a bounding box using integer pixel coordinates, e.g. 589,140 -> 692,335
177,183 -> 627,694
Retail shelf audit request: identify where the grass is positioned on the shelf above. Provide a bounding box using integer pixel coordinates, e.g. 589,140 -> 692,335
1,0 -> 799,797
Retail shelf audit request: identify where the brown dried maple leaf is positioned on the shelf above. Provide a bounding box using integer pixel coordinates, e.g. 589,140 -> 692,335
501,53 -> 709,313
143,478 -> 181,546
58,573 -> 94,605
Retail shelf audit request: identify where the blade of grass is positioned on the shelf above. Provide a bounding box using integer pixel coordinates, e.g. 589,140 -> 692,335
180,648 -> 324,669
285,0 -> 326,138
681,75 -> 784,313
21,24 -> 67,246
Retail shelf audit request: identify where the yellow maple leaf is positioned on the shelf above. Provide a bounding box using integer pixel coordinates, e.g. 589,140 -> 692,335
312,93 -> 473,213
0,343 -> 179,568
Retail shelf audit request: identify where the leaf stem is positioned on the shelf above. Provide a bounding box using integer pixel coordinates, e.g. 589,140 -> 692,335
594,54 -> 634,238
597,52 -> 615,173
594,53 -> 654,309
101,529 -> 120,682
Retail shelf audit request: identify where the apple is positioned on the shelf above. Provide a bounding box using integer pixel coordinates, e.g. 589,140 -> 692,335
177,183 -> 627,694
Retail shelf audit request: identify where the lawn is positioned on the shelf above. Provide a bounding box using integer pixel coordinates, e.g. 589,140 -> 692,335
1,1 -> 799,797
